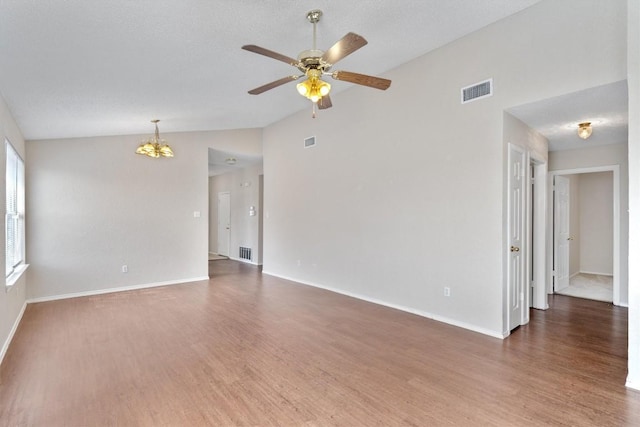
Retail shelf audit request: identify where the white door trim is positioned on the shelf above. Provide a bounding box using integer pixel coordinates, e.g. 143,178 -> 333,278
531,160 -> 548,310
547,165 -> 620,306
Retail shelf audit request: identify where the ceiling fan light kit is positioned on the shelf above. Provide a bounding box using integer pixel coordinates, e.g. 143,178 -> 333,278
296,69 -> 331,102
242,9 -> 391,116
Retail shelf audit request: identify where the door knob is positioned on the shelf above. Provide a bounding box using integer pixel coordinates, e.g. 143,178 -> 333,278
510,246 -> 520,252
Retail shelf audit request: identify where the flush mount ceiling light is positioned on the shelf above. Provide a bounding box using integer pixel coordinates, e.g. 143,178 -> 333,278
135,120 -> 174,158
577,122 -> 593,139
225,157 -> 237,165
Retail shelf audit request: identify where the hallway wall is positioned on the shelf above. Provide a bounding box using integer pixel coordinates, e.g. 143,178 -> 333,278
579,172 -> 614,275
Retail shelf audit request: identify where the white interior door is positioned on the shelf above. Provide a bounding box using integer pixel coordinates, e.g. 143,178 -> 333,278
554,176 -> 570,292
508,144 -> 526,331
217,192 -> 230,256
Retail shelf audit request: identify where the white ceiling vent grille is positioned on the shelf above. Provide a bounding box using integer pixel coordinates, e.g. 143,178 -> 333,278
461,78 -> 493,104
304,136 -> 316,148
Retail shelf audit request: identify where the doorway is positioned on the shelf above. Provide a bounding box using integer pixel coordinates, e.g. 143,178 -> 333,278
548,166 -> 620,305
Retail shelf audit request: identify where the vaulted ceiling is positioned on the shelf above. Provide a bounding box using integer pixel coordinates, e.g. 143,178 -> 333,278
0,0 -> 542,140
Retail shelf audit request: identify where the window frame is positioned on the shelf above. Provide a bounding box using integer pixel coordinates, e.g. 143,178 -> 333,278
5,139 -> 26,287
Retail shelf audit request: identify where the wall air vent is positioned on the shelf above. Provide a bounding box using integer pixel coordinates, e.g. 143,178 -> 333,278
304,136 -> 316,148
461,78 -> 493,104
239,246 -> 252,261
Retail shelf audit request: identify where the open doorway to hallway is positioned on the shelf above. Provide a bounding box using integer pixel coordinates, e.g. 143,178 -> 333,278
506,80 -> 629,311
552,171 -> 614,303
207,147 -> 264,277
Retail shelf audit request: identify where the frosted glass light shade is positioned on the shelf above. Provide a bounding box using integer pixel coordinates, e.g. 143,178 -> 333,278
578,122 -> 592,139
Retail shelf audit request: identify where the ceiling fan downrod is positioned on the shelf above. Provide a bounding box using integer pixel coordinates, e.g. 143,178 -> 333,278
306,10 -> 322,51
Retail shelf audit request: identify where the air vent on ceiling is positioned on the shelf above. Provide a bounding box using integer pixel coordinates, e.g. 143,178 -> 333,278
304,136 -> 316,148
461,78 -> 493,104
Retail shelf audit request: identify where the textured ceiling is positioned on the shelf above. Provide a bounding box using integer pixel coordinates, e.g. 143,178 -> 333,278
0,0 -> 541,140
508,81 -> 628,152
208,148 -> 261,177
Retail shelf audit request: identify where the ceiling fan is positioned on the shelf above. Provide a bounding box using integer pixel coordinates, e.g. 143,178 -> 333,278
242,9 -> 391,113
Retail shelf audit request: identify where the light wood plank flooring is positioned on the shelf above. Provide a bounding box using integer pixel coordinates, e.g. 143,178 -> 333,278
1,260 -> 638,426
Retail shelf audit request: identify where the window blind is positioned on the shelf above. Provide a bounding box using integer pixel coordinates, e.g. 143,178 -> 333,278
5,140 -> 24,277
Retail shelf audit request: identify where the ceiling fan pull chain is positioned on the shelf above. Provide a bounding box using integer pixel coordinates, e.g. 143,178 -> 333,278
312,102 -> 316,118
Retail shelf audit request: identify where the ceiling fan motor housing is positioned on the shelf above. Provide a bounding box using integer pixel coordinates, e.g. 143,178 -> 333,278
297,49 -> 330,72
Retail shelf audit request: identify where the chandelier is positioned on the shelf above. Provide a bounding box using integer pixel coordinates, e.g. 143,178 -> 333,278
135,120 -> 174,158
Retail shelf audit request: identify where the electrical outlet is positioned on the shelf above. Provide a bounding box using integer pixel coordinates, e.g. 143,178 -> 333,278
122,265 -> 128,273
444,287 -> 450,297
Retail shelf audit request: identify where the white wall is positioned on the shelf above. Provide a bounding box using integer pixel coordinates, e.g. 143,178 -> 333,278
262,0 -> 627,337
549,143 -> 628,302
503,113 -> 548,163
26,128 -> 262,300
0,93 -> 27,363
209,163 -> 264,264
579,172 -> 613,275
626,0 -> 640,390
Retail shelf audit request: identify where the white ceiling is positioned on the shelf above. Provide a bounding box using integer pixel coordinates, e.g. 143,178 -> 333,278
208,148 -> 261,177
0,0 -> 542,141
507,80 -> 629,151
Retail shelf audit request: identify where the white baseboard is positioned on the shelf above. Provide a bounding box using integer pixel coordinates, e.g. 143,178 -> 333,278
0,300 -> 27,366
626,378 -> 640,392
26,276 -> 210,304
580,270 -> 613,277
262,270 -> 505,340
228,256 -> 260,266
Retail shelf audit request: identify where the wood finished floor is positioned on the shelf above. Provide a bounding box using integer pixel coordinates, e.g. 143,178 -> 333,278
1,260 -> 639,426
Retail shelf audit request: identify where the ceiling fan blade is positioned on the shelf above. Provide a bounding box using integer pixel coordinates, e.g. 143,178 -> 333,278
248,75 -> 301,95
318,95 -> 332,110
242,45 -> 299,66
332,70 -> 391,90
321,33 -> 368,65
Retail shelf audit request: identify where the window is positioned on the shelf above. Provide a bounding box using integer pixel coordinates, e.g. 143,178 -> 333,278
6,139 -> 25,280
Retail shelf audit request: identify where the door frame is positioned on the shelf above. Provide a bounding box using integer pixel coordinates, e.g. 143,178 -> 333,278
546,165 -> 620,306
531,159 -> 548,310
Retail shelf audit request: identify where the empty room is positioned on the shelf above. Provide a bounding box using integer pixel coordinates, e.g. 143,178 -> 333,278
1,1 -> 640,425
